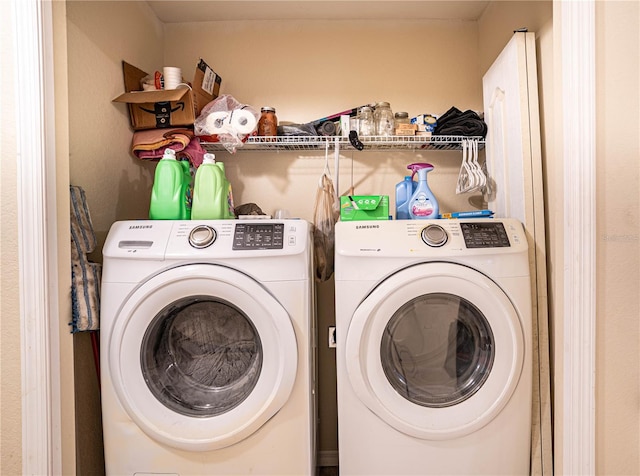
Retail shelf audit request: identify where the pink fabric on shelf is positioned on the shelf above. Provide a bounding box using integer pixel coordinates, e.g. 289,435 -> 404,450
177,136 -> 206,168
131,128 -> 204,167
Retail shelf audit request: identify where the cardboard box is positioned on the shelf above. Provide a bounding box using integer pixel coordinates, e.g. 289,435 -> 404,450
340,195 -> 390,221
113,59 -> 221,130
395,128 -> 416,136
396,123 -> 418,131
411,113 -> 438,133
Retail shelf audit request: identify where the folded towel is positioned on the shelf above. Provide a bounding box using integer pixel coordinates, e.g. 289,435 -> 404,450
70,186 -> 101,333
434,106 -> 487,138
176,136 -> 206,168
131,128 -> 205,168
132,128 -> 191,157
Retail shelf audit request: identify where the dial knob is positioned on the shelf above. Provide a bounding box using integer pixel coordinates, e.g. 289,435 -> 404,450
421,224 -> 448,247
189,225 -> 216,249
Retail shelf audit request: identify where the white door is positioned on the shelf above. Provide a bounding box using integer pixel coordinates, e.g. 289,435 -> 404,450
345,262 -> 524,440
107,264 -> 298,452
482,31 -> 541,225
483,31 -> 552,475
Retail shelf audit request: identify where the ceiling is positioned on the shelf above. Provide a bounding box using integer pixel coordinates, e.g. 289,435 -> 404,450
146,1 -> 491,23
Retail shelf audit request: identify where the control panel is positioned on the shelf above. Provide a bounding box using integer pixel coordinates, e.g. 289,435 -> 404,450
335,218 -> 526,259
232,223 -> 285,250
104,219 -> 308,261
460,222 -> 510,248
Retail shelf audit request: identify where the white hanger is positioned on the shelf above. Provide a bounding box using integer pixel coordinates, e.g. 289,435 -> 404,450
470,139 -> 486,190
456,139 -> 474,194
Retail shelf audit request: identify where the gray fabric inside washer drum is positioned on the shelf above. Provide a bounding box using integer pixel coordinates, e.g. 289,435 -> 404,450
141,297 -> 263,417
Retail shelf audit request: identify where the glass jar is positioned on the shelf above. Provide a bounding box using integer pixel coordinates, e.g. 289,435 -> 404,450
358,106 -> 375,137
394,111 -> 410,125
257,106 -> 278,138
374,102 -> 394,136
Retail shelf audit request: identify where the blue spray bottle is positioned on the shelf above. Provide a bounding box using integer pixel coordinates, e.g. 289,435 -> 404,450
408,163 -> 439,219
395,176 -> 417,220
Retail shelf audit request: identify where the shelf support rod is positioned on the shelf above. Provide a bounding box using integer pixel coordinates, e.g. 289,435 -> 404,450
334,136 -> 340,196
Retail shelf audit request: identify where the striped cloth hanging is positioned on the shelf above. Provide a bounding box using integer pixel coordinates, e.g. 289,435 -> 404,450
70,185 -> 101,332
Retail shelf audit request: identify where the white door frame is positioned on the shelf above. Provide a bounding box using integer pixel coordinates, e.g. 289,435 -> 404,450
16,1 -> 595,475
13,0 -> 62,474
559,1 -> 596,474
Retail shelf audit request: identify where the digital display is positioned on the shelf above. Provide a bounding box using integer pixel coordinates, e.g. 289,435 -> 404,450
233,223 -> 284,250
460,222 -> 510,248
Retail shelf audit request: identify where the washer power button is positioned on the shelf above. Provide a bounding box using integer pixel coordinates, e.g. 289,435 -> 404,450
189,225 -> 217,249
421,224 -> 448,247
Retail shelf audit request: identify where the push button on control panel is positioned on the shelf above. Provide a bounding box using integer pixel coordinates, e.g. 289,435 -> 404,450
188,225 -> 217,249
421,224 -> 448,247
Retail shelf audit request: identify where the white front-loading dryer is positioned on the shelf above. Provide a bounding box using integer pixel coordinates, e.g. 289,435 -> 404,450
100,219 -> 316,475
335,219 -> 532,475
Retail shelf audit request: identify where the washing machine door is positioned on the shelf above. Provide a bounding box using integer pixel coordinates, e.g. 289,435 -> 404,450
345,262 -> 524,440
108,264 -> 297,451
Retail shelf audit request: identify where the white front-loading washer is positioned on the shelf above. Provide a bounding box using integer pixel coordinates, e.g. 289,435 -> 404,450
335,218 -> 532,475
100,219 -> 316,475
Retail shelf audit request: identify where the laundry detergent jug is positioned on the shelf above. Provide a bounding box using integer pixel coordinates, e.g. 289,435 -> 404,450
408,163 -> 439,219
395,175 -> 417,220
149,148 -> 191,220
216,161 -> 235,219
191,153 -> 235,220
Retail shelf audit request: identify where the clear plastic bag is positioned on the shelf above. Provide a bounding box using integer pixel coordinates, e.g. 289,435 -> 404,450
194,94 -> 259,153
313,148 -> 340,282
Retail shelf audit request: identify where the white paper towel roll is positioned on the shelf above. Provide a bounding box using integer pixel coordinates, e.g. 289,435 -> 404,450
229,109 -> 257,134
163,66 -> 182,90
204,109 -> 257,135
205,111 -> 230,134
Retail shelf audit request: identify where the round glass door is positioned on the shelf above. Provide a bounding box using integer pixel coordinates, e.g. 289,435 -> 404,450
141,296 -> 263,418
381,293 -> 494,409
346,262 -> 524,440
108,264 -> 298,451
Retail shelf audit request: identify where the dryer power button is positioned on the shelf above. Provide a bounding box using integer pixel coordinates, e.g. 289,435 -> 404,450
189,225 -> 217,248
421,224 -> 448,247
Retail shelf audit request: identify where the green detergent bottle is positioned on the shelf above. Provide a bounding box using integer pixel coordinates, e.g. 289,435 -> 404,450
149,148 -> 191,220
216,161 -> 236,219
191,153 -> 234,220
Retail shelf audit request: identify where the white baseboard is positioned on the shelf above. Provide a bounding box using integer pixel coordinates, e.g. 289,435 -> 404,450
317,450 -> 339,467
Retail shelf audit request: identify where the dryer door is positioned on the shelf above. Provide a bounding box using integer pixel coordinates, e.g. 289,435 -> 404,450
345,262 -> 524,440
108,264 -> 297,451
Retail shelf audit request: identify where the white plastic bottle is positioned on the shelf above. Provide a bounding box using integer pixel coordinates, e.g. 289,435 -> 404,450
408,163 -> 439,219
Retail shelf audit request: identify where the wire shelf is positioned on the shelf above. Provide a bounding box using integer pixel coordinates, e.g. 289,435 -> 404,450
201,135 -> 485,153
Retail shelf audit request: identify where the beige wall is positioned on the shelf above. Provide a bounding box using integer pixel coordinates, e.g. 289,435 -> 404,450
67,0 -> 164,257
0,6 -> 22,475
595,1 -> 640,474
53,1 -> 77,472
478,1 -> 554,75
163,18 -> 486,221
